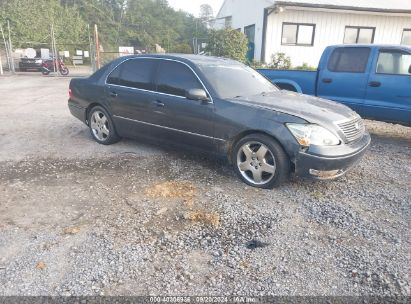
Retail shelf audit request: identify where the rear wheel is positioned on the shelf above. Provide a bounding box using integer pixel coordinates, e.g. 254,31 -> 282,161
232,134 -> 290,189
88,106 -> 120,145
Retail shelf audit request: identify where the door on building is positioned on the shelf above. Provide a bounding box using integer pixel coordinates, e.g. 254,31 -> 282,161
244,24 -> 255,62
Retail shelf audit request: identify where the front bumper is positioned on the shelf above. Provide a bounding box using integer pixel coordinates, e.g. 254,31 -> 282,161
294,132 -> 371,179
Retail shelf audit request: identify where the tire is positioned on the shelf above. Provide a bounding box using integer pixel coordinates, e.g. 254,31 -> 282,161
88,106 -> 120,145
232,133 -> 290,189
41,69 -> 50,75
60,67 -> 69,76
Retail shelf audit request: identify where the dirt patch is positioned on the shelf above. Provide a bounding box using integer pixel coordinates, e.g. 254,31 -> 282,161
144,181 -> 197,203
63,227 -> 81,235
183,210 -> 220,228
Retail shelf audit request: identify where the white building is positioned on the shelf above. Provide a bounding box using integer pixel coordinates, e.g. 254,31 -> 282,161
212,0 -> 411,66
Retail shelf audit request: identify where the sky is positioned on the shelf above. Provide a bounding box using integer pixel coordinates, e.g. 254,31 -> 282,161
167,0 -> 224,17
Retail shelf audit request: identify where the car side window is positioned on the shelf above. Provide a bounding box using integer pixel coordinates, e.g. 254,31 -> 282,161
107,64 -> 121,85
376,50 -> 411,75
327,47 -> 371,73
155,60 -> 203,97
107,59 -> 156,90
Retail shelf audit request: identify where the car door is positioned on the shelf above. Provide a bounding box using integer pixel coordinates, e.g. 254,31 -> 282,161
106,58 -> 161,138
151,59 -> 215,150
364,48 -> 411,125
317,47 -> 372,115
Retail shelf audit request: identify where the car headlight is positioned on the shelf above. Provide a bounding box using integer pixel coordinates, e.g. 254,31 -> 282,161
35,59 -> 43,64
286,123 -> 341,146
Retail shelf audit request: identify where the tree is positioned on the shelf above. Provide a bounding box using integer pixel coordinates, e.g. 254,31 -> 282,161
0,0 -> 87,48
199,4 -> 213,21
206,28 -> 248,62
1,0 -> 209,53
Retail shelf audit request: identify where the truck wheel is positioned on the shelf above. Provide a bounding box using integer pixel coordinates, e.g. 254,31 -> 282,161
88,106 -> 120,145
232,134 -> 290,189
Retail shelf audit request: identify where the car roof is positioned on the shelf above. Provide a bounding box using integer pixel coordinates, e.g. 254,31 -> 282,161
118,53 -> 242,66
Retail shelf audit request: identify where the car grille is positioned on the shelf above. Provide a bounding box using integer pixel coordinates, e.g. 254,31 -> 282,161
337,116 -> 365,142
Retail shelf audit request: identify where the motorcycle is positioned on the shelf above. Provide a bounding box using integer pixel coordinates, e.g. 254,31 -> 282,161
41,58 -> 69,76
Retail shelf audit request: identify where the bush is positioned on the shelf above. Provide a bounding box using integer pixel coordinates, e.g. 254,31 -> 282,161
171,43 -> 193,54
206,28 -> 248,62
268,53 -> 291,69
294,63 -> 317,71
249,60 -> 266,69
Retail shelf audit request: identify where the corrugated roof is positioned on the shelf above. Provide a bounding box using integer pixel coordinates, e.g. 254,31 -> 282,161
275,0 -> 411,13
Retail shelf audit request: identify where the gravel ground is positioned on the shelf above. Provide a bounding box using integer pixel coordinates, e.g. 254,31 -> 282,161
0,75 -> 410,296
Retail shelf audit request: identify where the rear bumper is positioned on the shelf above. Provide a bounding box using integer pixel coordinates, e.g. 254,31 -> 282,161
295,132 -> 371,179
68,102 -> 87,124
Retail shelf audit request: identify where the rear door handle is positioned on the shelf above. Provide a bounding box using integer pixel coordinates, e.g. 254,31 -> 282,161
369,81 -> 381,87
322,78 -> 332,84
109,91 -> 118,98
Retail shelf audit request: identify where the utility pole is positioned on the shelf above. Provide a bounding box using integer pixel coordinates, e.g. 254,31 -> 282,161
0,25 -> 11,73
7,20 -> 15,73
50,24 -> 58,75
94,24 -> 100,70
195,19 -> 198,54
87,24 -> 96,72
0,51 -> 3,75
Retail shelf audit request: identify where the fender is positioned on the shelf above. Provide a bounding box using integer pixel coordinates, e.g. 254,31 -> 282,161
271,79 -> 302,93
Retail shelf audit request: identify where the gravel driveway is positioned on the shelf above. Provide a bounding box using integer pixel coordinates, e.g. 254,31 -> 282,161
0,75 -> 410,296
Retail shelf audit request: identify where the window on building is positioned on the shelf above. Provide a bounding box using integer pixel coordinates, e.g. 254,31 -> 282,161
401,29 -> 411,45
343,26 -> 375,44
376,50 -> 411,75
281,23 -> 315,46
225,16 -> 232,28
155,60 -> 203,97
328,47 -> 371,73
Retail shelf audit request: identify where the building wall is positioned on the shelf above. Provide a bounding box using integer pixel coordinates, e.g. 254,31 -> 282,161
265,8 -> 411,67
214,0 -> 275,61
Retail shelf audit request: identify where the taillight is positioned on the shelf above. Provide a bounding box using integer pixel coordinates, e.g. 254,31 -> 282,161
69,88 -> 73,98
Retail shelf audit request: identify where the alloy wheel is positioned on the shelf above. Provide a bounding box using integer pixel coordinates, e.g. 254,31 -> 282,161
236,141 -> 277,185
90,111 -> 110,141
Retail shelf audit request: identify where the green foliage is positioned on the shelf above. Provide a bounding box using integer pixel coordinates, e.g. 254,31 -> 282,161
249,60 -> 265,69
0,0 -> 87,48
206,28 -> 248,62
268,52 -> 292,69
294,62 -> 317,71
171,43 -> 193,54
0,0 -> 208,52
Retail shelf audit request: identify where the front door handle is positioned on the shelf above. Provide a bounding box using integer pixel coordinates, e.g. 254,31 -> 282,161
109,91 -> 118,98
155,100 -> 165,107
369,81 -> 381,87
322,78 -> 333,84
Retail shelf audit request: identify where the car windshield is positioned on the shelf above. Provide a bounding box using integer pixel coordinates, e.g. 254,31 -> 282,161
198,63 -> 278,99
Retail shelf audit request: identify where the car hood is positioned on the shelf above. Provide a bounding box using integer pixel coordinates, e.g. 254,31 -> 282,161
228,90 -> 358,125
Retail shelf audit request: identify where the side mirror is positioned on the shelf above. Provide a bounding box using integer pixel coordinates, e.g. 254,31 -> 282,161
408,64 -> 411,74
186,89 -> 209,102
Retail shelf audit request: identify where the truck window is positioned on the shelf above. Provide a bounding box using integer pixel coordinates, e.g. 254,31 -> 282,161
327,47 -> 370,73
376,50 -> 411,75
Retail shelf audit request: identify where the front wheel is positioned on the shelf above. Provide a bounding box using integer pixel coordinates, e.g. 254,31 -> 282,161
232,134 -> 290,189
88,106 -> 120,145
60,67 -> 69,76
41,68 -> 50,75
